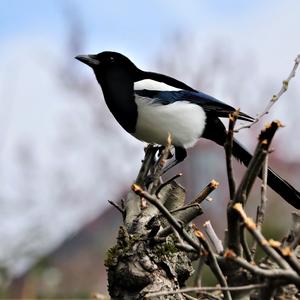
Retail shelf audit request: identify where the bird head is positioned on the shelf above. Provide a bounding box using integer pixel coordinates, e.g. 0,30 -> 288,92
75,51 -> 139,80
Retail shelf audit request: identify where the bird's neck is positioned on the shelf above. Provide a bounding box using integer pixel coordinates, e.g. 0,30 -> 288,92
97,70 -> 138,133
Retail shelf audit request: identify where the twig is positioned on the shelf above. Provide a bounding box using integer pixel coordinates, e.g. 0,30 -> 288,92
192,292 -> 222,300
191,179 -> 219,205
234,203 -> 291,270
269,241 -> 300,275
258,154 -> 269,227
108,200 -> 124,214
132,184 -> 201,251
251,154 -> 269,257
223,253 -> 300,286
236,54 -> 300,131
240,225 -> 253,262
182,293 -> 198,300
157,203 -> 203,238
175,243 -> 198,253
169,203 -> 202,214
225,110 -> 239,199
242,121 -> 280,201
120,198 -> 125,210
155,173 -> 182,198
136,145 -> 157,186
167,179 -> 219,215
193,226 -> 232,300
170,223 -> 185,246
227,121 -> 281,255
193,255 -> 206,288
284,212 -> 300,249
158,180 -> 218,238
203,220 -> 224,254
145,283 -> 267,298
290,231 -> 300,249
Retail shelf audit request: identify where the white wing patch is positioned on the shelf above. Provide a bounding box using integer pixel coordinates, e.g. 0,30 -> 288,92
134,79 -> 181,91
133,96 -> 206,148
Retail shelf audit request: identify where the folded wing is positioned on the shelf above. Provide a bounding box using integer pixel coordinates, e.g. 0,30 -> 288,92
135,90 -> 253,122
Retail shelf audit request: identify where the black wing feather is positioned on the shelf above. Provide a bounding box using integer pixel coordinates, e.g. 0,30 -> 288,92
135,90 -> 253,122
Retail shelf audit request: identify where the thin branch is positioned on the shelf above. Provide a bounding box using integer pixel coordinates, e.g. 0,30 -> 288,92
150,134 -> 172,193
175,243 -> 198,253
233,203 -> 291,270
165,179 -> 219,216
240,225 -> 253,262
223,253 -> 300,286
191,179 -> 219,205
136,145 -> 157,186
203,220 -> 224,254
227,121 -> 281,255
191,292 -> 222,300
158,180 -> 219,238
182,293 -> 198,300
257,154 -> 269,227
145,283 -> 267,298
290,231 -> 300,249
285,212 -> 300,249
193,226 -> 232,300
236,54 -> 300,131
269,241 -> 300,275
157,203 -> 203,238
132,184 -> 201,251
155,173 -> 182,198
193,255 -> 206,288
170,223 -> 185,246
169,203 -> 202,214
251,154 -> 269,256
108,200 -> 124,214
225,110 -> 239,199
241,120 -> 281,202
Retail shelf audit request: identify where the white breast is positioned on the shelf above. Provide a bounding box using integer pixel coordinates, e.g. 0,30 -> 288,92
133,96 -> 206,148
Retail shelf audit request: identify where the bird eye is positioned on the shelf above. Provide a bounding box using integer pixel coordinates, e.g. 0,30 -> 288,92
109,57 -> 115,62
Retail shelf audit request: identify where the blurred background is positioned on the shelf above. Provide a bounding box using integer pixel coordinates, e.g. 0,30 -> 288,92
0,0 -> 300,298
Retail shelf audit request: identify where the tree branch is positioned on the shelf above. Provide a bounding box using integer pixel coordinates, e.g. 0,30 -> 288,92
225,110 -> 239,199
227,121 -> 281,255
236,54 -> 300,131
145,283 -> 267,298
132,184 -> 201,251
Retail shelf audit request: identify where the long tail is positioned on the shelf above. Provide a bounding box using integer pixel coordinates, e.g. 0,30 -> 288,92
232,139 -> 300,209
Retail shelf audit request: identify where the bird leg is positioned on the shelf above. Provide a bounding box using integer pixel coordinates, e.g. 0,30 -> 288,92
162,147 -> 187,174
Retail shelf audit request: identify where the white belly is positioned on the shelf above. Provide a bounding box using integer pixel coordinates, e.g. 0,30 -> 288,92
133,96 -> 206,148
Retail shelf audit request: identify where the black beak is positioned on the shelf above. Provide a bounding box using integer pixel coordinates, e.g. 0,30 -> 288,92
75,54 -> 99,67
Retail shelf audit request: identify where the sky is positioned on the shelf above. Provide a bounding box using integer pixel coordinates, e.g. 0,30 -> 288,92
0,0 -> 300,278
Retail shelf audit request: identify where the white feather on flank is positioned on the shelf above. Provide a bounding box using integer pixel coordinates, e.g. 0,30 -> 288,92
134,79 -> 181,91
133,96 -> 206,148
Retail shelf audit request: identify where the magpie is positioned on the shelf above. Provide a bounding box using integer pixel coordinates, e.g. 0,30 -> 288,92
75,51 -> 300,209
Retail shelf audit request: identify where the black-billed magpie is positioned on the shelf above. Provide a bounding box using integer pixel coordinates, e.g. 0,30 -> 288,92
75,51 -> 300,208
